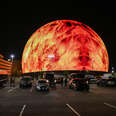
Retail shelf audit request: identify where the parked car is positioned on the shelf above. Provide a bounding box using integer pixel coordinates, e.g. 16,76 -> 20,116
85,75 -> 97,84
0,75 -> 8,87
69,73 -> 89,91
19,76 -> 32,88
55,78 -> 62,84
35,79 -> 49,91
88,77 -> 97,84
97,76 -> 116,87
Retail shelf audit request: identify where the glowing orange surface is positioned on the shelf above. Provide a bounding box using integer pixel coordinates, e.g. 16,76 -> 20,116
22,20 -> 109,73
0,59 -> 12,65
0,70 -> 9,75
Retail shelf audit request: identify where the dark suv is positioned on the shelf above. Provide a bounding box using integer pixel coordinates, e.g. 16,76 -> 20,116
97,76 -> 116,87
19,76 -> 32,88
69,73 -> 89,91
45,73 -> 56,88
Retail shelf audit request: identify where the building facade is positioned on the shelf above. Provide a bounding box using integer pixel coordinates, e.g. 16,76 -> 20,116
0,54 -> 12,75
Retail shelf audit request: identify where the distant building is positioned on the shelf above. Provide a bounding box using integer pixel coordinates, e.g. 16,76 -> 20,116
0,54 -> 12,75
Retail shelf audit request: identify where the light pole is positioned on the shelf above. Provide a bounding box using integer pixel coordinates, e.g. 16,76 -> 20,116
10,54 -> 15,87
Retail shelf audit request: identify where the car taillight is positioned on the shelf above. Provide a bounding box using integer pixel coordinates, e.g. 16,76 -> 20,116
86,81 -> 88,84
46,80 -> 49,83
81,81 -> 88,84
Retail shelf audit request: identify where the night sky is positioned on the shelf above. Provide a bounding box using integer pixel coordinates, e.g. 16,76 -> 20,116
1,1 -> 116,71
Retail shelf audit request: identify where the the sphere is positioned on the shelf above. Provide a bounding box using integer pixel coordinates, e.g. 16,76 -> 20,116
22,20 -> 109,73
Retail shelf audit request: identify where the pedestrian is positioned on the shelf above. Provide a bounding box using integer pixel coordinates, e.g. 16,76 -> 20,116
61,78 -> 63,87
32,78 -> 36,88
12,77 -> 15,87
10,77 -> 15,87
10,77 -> 12,87
64,78 -> 67,87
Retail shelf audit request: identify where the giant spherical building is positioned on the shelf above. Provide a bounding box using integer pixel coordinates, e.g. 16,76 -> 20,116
22,20 -> 109,73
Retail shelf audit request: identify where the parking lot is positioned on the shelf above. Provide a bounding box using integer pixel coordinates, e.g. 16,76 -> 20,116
0,82 -> 116,116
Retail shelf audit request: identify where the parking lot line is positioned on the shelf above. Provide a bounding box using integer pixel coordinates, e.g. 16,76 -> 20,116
19,104 -> 26,116
104,102 -> 116,110
8,87 -> 18,93
66,104 -> 81,116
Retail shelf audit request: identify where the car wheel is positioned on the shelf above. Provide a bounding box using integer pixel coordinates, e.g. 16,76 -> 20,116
76,87 -> 80,91
69,85 -> 72,89
47,88 -> 49,91
86,86 -> 89,91
0,83 -> 3,87
20,84 -> 23,88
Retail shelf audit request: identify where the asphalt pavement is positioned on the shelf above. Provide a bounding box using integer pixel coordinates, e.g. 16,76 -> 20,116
0,83 -> 116,116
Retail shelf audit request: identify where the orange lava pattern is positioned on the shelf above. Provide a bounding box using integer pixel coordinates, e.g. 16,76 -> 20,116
22,20 -> 109,73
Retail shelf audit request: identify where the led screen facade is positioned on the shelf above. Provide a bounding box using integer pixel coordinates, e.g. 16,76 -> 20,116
22,20 -> 109,73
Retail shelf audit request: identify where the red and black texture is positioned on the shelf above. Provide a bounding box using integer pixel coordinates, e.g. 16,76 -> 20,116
22,20 -> 109,73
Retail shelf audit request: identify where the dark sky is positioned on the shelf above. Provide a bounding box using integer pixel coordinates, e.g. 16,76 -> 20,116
1,1 -> 116,71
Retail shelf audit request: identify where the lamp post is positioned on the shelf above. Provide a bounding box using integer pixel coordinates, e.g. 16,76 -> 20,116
8,54 -> 15,87
10,54 -> 15,87
10,54 -> 15,75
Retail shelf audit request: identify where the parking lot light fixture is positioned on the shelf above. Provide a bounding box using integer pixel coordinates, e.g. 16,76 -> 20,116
10,54 -> 15,62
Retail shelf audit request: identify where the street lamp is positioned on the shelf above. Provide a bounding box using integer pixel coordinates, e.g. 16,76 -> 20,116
10,54 -> 15,62
9,54 -> 15,87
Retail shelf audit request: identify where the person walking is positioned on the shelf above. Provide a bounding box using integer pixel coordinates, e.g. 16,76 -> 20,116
31,78 -> 36,91
12,77 -> 15,87
61,78 -> 63,87
10,77 -> 15,87
64,78 -> 68,87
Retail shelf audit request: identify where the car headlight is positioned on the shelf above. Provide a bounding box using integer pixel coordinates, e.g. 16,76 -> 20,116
37,86 -> 40,89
